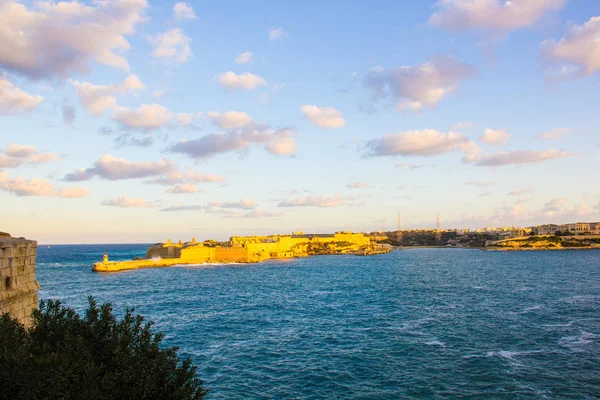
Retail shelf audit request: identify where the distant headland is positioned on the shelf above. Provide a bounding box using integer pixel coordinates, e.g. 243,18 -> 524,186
93,231 -> 392,272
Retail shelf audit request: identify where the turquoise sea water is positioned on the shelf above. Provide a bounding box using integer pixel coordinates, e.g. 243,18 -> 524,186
36,246 -> 600,399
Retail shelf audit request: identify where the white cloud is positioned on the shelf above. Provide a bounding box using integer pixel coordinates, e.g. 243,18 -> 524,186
278,195 -> 353,208
72,74 -> 144,116
217,210 -> 283,218
160,205 -> 204,212
232,210 -> 283,218
0,77 -> 43,115
347,182 -> 370,189
112,103 -> 172,131
269,27 -> 286,40
480,128 -> 511,145
208,198 -> 257,210
264,132 -> 296,156
363,56 -> 475,112
507,188 -> 533,197
535,128 -> 569,141
541,16 -> 600,77
471,149 -> 570,167
542,197 -> 566,213
235,51 -> 253,64
153,90 -> 167,99
167,184 -> 198,194
0,171 -> 88,198
171,123 -> 296,159
217,71 -> 267,91
300,105 -> 346,129
102,196 -> 154,208
147,170 -> 225,186
149,28 -> 192,64
65,155 -> 176,181
429,0 -> 565,33
0,0 -> 148,79
0,143 -> 57,168
365,129 -> 480,160
451,121 -> 476,130
394,163 -> 432,170
207,111 -> 253,130
465,181 -> 495,187
173,2 -> 196,20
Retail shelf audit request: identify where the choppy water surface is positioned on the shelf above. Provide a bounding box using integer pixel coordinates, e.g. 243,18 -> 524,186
37,246 -> 600,399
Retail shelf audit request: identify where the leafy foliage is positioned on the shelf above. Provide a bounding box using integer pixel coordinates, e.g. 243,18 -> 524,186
0,297 -> 207,400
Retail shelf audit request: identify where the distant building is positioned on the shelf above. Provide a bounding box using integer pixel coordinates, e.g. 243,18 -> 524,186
535,224 -> 562,235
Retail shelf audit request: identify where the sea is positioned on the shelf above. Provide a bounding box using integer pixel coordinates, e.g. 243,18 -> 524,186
36,245 -> 600,399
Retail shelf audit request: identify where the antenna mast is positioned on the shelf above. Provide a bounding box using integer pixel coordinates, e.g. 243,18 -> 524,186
436,213 -> 441,243
397,211 -> 403,243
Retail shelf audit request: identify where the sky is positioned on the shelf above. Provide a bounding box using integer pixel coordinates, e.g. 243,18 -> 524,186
0,0 -> 599,244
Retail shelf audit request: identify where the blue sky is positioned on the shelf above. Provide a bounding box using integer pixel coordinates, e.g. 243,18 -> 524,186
0,0 -> 598,243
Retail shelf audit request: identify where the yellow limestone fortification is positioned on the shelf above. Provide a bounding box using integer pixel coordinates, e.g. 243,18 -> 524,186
93,232 -> 391,272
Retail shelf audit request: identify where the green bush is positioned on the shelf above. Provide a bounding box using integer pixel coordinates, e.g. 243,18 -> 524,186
0,297 -> 207,400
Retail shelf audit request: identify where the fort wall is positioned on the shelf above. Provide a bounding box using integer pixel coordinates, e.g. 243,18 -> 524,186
0,233 -> 40,326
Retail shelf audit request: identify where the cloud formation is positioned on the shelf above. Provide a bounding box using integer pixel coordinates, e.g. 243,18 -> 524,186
269,27 -> 286,40
207,198 -> 257,210
0,0 -> 148,79
170,123 -> 296,159
480,128 -> 511,146
217,72 -> 267,91
112,103 -> 172,131
429,0 -> 565,34
65,155 -> 176,181
147,170 -> 225,186
0,77 -> 43,115
207,111 -> 253,130
219,210 -> 283,218
365,129 -> 479,160
542,197 -> 566,213
278,195 -> 353,208
0,143 -> 58,168
346,182 -> 370,189
541,16 -> 600,78
160,205 -> 204,212
507,188 -> 533,197
149,28 -> 192,64
300,105 -> 346,129
102,196 -> 154,208
0,172 -> 88,198
363,56 -> 474,112
472,149 -> 569,167
535,128 -> 569,141
62,104 -> 76,125
167,184 -> 198,194
394,163 -> 431,169
235,51 -> 253,64
173,2 -> 196,20
465,181 -> 495,187
72,74 -> 144,116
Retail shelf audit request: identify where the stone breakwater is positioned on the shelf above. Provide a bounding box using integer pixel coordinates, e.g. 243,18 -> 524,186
0,233 -> 40,326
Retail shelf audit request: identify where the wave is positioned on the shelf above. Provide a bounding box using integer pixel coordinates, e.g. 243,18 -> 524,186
520,304 -> 545,314
559,331 -> 599,350
424,340 -> 446,347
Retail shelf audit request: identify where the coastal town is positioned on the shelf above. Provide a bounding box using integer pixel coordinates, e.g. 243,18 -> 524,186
383,220 -> 600,250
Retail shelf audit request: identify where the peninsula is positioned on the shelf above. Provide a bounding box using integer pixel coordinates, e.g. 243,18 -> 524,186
93,231 -> 391,272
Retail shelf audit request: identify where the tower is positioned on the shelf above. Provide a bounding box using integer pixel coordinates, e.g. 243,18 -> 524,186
436,213 -> 441,243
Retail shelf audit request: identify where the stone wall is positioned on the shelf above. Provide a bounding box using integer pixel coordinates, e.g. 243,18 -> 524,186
0,233 -> 40,326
